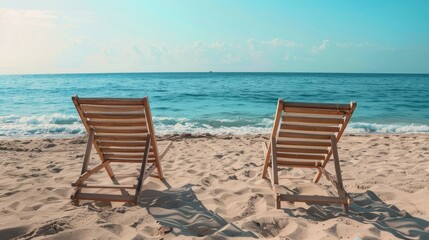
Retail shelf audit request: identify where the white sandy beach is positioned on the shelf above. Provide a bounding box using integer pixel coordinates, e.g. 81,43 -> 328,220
0,134 -> 428,239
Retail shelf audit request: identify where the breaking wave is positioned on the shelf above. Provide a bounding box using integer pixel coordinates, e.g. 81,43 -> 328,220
347,122 -> 429,134
0,114 -> 428,137
0,114 -> 84,137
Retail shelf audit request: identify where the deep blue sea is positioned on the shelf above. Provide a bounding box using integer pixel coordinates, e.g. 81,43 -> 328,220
0,72 -> 428,137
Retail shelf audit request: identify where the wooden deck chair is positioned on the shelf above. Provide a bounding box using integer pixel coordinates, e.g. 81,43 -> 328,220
70,96 -> 172,205
262,99 -> 356,213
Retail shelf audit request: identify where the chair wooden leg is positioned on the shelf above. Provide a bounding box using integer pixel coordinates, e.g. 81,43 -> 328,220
134,135 -> 151,203
70,190 -> 80,206
81,129 -> 94,173
331,136 -> 349,214
276,194 -> 281,209
152,141 -> 172,180
271,137 -> 279,185
271,138 -> 282,209
262,142 -> 271,179
264,99 -> 283,179
313,168 -> 323,183
331,137 -> 344,188
71,130 -> 94,203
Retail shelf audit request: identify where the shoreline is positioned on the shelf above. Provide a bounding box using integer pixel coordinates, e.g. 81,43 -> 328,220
1,132 -> 429,141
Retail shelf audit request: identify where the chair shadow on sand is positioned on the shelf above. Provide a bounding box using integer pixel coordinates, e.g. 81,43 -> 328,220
283,190 -> 429,239
139,183 -> 257,238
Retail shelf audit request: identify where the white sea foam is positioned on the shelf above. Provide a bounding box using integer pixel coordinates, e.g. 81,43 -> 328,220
347,122 -> 429,134
0,114 -> 428,137
155,122 -> 271,135
0,114 -> 84,137
154,116 -> 190,122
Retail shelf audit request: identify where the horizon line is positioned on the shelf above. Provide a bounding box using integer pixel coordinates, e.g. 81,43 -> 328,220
1,71 -> 429,76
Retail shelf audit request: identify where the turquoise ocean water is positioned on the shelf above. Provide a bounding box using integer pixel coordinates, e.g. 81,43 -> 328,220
0,72 -> 428,137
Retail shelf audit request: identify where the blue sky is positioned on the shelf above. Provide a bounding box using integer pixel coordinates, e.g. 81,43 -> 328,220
1,0 -> 428,74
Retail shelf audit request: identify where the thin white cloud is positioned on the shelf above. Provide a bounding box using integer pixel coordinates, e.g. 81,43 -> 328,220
311,40 -> 330,54
208,41 -> 225,51
0,7 -> 57,27
221,52 -> 241,64
335,41 -> 394,51
246,38 -> 299,62
284,52 -> 290,61
269,38 -> 298,48
247,38 -> 298,49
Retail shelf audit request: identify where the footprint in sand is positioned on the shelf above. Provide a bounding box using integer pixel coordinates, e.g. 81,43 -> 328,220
44,143 -> 56,148
22,219 -> 70,238
31,148 -> 42,152
201,177 -> 211,186
1,190 -> 20,198
49,167 -> 63,173
69,139 -> 86,144
242,170 -> 256,178
226,175 -> 237,180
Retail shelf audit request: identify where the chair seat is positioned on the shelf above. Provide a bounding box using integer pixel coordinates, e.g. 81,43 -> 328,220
262,99 -> 356,214
70,96 -> 172,205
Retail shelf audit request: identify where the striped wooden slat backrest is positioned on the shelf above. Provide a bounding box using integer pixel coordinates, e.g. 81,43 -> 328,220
72,96 -> 160,168
275,100 -> 356,168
